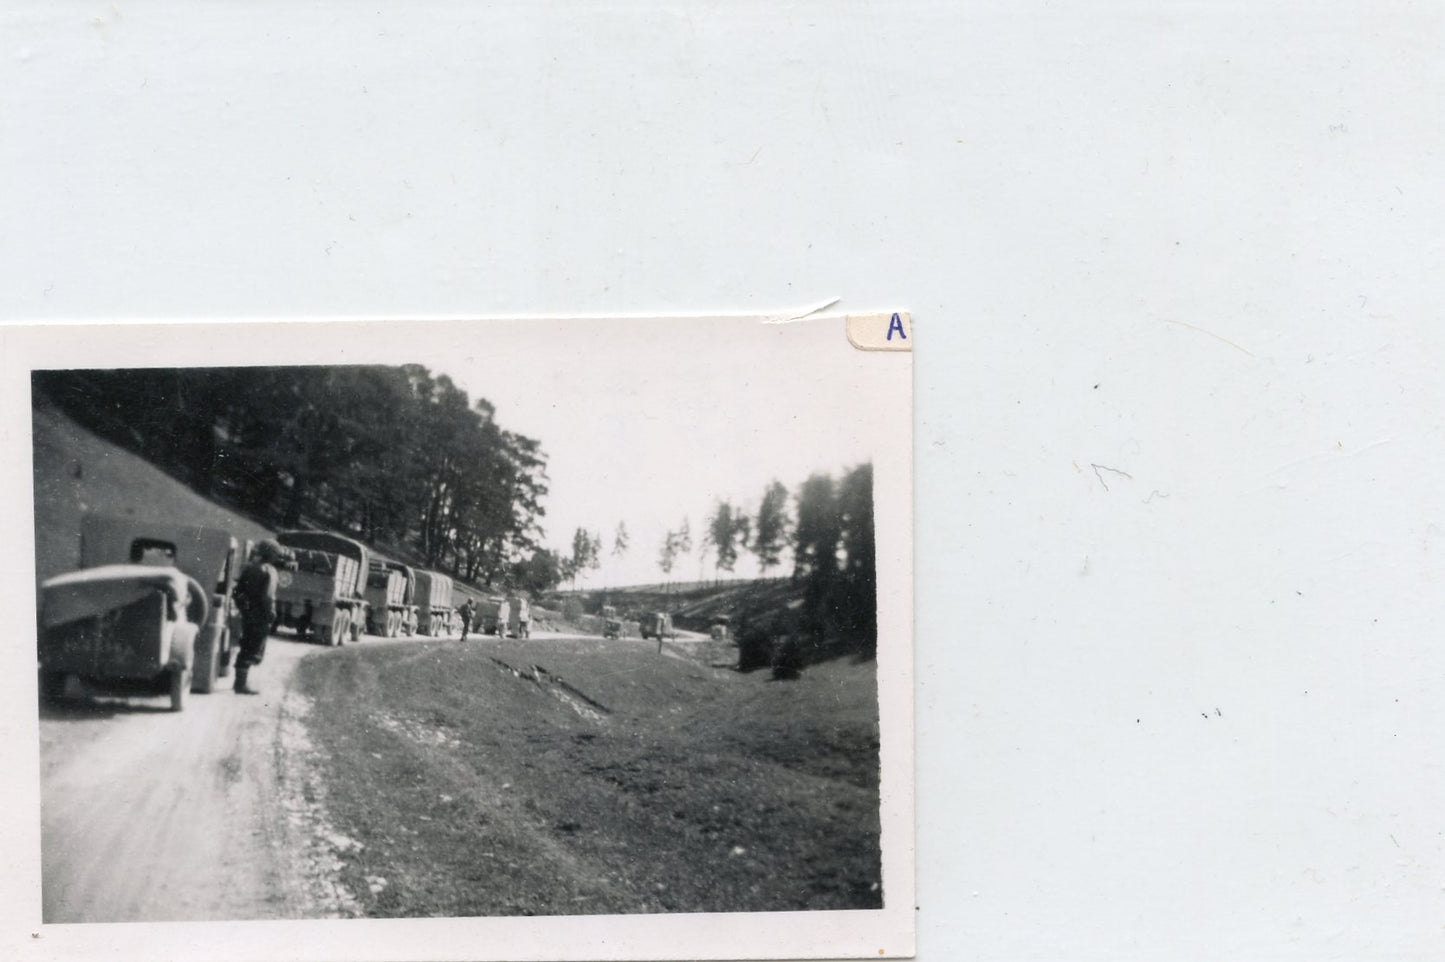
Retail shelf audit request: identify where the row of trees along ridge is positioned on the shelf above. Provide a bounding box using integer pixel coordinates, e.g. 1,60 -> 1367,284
569,463 -> 876,646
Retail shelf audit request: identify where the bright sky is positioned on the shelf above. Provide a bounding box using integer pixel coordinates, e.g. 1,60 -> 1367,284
402,316 -> 907,587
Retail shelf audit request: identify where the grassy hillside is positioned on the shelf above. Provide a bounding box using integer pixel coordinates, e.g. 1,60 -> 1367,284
294,637 -> 882,916
31,398 -> 274,582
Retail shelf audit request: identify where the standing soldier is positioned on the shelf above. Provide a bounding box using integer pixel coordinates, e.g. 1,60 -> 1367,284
231,539 -> 284,695
459,599 -> 475,641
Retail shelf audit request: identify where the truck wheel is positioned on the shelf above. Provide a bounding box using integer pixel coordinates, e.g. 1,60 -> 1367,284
318,624 -> 333,646
192,630 -> 220,693
169,667 -> 191,711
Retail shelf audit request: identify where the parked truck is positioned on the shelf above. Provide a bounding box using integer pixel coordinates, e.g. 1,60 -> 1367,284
638,611 -> 675,642
413,569 -> 454,636
274,530 -> 371,645
77,514 -> 246,693
36,514 -> 248,708
364,560 -> 413,637
479,595 -> 510,635
39,566 -> 206,711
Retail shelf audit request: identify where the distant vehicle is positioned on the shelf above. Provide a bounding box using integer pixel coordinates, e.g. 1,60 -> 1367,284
39,565 -> 207,711
364,560 -> 413,637
709,614 -> 731,641
507,595 -> 531,639
414,570 -> 455,636
638,611 -> 674,641
275,530 -> 371,645
478,595 -> 510,636
78,514 -> 245,693
600,604 -> 625,640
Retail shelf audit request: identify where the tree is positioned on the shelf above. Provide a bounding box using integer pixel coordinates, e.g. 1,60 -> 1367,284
706,500 -> 752,578
558,554 -> 579,590
676,516 -> 693,569
613,521 -> 630,558
658,528 -> 679,581
568,527 -> 601,588
837,462 -> 877,646
751,480 -> 791,573
793,472 -> 842,633
510,548 -> 564,599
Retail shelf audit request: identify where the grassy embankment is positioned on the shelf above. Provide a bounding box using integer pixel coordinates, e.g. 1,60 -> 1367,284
294,636 -> 882,917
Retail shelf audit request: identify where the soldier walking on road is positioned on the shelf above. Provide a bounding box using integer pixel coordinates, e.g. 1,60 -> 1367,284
231,539 -> 285,695
459,599 -> 475,641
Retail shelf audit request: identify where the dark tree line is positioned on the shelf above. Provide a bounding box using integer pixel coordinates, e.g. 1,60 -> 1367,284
702,462 -> 875,647
34,365 -> 555,591
793,462 -> 875,647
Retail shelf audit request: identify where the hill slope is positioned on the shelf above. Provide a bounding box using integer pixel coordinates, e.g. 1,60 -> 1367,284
31,397 -> 274,582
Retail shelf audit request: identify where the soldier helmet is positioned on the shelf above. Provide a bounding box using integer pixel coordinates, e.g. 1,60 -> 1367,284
255,539 -> 287,563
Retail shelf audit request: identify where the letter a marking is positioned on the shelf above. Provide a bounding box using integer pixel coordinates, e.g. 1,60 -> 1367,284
886,312 -> 907,341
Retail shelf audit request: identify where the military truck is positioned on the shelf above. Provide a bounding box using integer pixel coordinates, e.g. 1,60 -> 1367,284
638,611 -> 674,642
478,595 -> 510,635
364,560 -> 413,637
274,530 -> 371,645
76,514 -> 246,693
39,565 -> 207,711
414,569 -> 455,636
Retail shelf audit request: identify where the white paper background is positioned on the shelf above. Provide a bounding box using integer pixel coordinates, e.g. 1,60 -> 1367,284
4,1 -> 1444,959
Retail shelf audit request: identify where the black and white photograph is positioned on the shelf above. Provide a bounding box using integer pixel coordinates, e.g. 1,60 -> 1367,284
8,316 -> 913,960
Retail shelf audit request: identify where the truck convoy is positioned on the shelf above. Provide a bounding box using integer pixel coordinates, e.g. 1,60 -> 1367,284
39,513 -> 546,713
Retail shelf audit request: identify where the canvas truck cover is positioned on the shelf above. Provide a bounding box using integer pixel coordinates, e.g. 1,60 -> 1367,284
277,531 -> 371,599
81,514 -> 238,596
415,571 -> 452,610
413,570 -> 436,609
285,549 -> 361,602
366,561 -> 407,608
379,560 -> 417,606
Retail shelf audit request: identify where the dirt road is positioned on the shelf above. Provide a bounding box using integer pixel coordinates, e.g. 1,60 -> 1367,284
39,633 -> 332,923
37,628 -> 613,923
